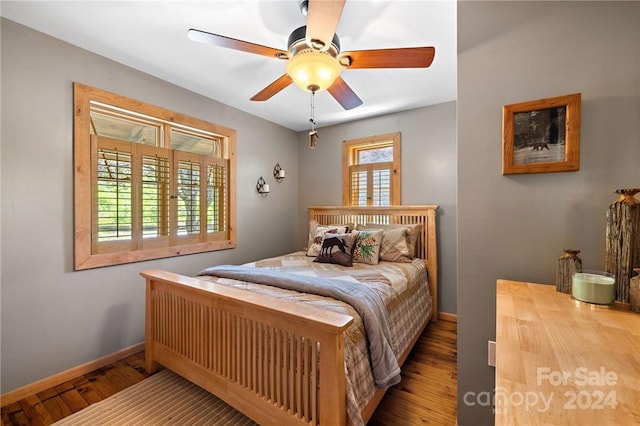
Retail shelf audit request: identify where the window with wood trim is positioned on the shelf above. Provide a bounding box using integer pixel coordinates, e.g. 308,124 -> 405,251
74,83 -> 236,270
342,132 -> 401,206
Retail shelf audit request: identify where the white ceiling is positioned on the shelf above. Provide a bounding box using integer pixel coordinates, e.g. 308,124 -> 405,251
1,0 -> 457,132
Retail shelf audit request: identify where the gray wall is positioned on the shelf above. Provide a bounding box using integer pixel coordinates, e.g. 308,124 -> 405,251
457,2 -> 640,425
296,102 -> 458,315
0,19 -> 300,393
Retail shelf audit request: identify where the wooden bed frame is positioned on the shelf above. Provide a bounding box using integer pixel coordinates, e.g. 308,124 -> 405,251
141,205 -> 438,426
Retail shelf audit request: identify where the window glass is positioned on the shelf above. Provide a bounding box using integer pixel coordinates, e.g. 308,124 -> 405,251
176,160 -> 201,236
171,128 -> 221,156
372,169 -> 391,206
350,170 -> 368,206
206,163 -> 227,233
141,154 -> 170,239
357,146 -> 393,164
96,146 -> 132,241
90,110 -> 159,146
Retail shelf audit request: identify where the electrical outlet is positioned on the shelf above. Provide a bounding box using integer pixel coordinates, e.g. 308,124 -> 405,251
488,340 -> 496,367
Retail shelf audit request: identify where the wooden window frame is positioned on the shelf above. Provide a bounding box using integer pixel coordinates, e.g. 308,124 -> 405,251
74,83 -> 236,270
342,132 -> 401,206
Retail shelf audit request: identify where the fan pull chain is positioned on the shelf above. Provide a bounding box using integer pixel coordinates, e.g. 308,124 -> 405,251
309,91 -> 318,149
309,90 -> 316,131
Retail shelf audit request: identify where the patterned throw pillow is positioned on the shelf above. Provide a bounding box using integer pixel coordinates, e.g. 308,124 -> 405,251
352,229 -> 384,265
378,226 -> 413,262
306,223 -> 350,256
313,232 -> 357,267
360,222 -> 422,259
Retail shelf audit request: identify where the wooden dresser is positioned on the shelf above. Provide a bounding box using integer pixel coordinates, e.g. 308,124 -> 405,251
495,279 -> 640,425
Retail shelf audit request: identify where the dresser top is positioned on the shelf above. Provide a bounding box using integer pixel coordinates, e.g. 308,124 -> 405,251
495,279 -> 640,425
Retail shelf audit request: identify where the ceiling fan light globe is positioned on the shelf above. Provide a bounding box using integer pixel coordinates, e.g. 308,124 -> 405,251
286,51 -> 341,93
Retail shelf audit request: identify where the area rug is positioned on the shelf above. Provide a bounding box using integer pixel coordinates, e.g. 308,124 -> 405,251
54,369 -> 257,425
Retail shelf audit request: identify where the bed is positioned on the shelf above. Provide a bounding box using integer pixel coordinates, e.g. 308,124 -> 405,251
140,205 -> 438,426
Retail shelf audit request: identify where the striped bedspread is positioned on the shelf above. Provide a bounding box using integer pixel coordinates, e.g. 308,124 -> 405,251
197,251 -> 432,426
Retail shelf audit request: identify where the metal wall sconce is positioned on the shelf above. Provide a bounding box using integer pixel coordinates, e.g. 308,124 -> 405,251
273,163 -> 286,182
256,177 -> 270,197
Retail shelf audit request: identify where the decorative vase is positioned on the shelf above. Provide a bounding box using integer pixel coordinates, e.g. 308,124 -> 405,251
556,249 -> 582,294
631,269 -> 640,313
605,188 -> 640,303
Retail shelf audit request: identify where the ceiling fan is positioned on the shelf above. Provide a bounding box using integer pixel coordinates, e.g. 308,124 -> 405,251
187,0 -> 435,110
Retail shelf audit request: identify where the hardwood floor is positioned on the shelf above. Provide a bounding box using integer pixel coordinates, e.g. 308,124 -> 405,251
370,319 -> 457,425
1,319 -> 457,426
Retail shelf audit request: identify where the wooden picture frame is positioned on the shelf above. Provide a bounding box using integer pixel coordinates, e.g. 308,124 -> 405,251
502,93 -> 581,175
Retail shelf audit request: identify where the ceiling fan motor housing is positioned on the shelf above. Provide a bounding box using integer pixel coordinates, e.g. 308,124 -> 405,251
288,26 -> 340,57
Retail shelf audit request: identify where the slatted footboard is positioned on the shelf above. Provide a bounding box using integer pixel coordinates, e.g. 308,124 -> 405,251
141,270 -> 353,426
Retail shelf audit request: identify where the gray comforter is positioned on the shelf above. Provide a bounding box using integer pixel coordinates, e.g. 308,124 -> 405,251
198,265 -> 401,388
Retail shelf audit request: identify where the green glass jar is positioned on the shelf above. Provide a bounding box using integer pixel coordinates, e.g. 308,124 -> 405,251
572,270 -> 616,305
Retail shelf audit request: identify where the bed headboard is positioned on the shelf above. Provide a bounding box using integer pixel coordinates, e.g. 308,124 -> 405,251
308,205 -> 439,321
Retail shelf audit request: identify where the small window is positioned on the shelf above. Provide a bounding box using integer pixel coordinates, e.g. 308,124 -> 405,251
170,128 -> 221,156
74,83 -> 236,270
357,145 -> 393,164
90,108 -> 160,146
342,132 -> 401,206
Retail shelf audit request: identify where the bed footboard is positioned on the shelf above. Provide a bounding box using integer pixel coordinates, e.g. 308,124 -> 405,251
141,269 -> 353,426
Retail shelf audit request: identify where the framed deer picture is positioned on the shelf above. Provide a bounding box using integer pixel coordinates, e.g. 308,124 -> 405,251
502,93 -> 581,175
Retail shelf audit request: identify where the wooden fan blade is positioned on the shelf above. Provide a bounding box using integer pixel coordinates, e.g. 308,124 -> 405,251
188,29 -> 289,59
250,74 -> 293,101
305,0 -> 345,51
338,47 -> 435,69
327,76 -> 363,110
